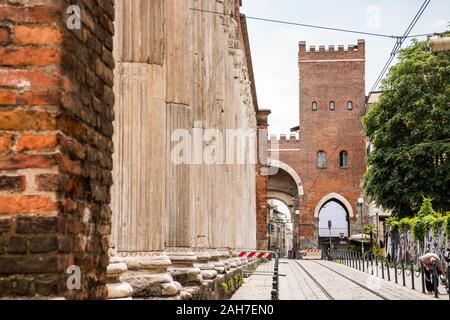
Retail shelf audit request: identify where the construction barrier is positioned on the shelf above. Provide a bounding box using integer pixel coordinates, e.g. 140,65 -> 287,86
238,251 -> 273,260
301,249 -> 322,260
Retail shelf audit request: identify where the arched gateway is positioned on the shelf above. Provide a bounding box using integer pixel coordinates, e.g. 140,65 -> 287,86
315,193 -> 353,250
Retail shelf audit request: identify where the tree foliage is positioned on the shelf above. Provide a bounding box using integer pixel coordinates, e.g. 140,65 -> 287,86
363,40 -> 450,217
385,198 -> 450,241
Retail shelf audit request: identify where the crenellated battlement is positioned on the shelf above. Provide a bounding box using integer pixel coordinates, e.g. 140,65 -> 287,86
299,39 -> 365,60
268,133 -> 299,142
267,133 -> 301,149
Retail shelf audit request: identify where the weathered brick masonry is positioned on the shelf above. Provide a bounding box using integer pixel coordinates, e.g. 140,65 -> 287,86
0,0 -> 114,299
268,40 -> 367,249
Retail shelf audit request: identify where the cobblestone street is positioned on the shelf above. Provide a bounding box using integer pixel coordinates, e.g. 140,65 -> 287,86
232,259 -> 445,300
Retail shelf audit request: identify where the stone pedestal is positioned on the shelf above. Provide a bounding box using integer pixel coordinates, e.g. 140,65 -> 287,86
218,248 -> 233,272
106,250 -> 133,300
231,250 -> 244,268
194,251 -> 218,280
167,249 -> 203,286
120,254 -> 180,297
208,249 -> 226,274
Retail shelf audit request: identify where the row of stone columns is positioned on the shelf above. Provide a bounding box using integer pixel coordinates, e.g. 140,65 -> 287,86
106,0 -> 259,299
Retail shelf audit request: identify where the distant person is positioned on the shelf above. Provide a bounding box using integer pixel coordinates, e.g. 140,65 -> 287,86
419,253 -> 447,293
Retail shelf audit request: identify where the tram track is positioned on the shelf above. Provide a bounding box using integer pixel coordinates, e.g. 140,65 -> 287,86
308,261 -> 390,300
294,261 -> 335,300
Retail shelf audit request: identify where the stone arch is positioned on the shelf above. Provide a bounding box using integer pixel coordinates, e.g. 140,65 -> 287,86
268,190 -> 295,207
268,159 -> 304,196
314,193 -> 354,218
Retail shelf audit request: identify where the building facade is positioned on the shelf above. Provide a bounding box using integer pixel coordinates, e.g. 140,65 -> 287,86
267,40 -> 368,250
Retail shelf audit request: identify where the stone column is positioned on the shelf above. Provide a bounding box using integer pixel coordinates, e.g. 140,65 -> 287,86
165,0 -> 202,287
188,0 -> 220,282
111,0 -> 178,298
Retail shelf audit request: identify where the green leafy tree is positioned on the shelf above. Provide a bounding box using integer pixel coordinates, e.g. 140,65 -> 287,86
363,40 -> 450,217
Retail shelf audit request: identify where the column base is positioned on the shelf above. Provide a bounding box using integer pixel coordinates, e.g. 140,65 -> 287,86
194,250 -> 218,280
208,249 -> 226,274
120,253 -> 180,297
167,249 -> 203,286
106,249 -> 133,300
217,248 -> 232,272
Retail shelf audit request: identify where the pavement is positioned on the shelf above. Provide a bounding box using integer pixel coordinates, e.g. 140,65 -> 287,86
231,259 -> 446,300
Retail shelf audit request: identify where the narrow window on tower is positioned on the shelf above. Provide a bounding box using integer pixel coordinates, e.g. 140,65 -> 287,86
312,101 -> 318,111
329,101 -> 336,111
340,151 -> 349,168
317,151 -> 327,169
347,101 -> 353,110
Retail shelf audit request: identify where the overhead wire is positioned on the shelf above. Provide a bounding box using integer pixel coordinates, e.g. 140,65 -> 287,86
369,0 -> 432,93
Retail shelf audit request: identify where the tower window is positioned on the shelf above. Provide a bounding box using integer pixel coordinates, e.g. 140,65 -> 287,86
329,101 -> 336,111
317,151 -> 327,169
312,102 -> 318,111
347,101 -> 353,110
340,151 -> 349,168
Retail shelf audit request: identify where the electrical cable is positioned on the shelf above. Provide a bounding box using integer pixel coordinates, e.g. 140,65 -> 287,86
370,0 -> 431,93
189,8 -> 439,40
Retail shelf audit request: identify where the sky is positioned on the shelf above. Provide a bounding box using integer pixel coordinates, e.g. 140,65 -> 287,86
241,0 -> 450,135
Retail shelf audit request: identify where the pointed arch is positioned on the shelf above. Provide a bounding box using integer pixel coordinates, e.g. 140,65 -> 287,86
314,192 -> 354,218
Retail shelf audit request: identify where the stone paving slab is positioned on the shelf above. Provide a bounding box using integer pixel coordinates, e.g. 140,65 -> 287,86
312,260 -> 443,300
231,259 -> 446,300
231,261 -> 274,300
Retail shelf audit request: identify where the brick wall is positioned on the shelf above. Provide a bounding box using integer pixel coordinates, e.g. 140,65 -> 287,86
299,40 -> 366,245
0,0 -> 114,299
266,40 -> 367,248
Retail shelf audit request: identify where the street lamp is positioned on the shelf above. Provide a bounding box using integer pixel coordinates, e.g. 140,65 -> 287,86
375,210 -> 379,247
357,197 -> 364,254
328,220 -> 332,259
294,209 -> 300,258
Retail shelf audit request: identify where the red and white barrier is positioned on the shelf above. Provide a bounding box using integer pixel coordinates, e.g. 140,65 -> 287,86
303,249 -> 320,253
238,251 -> 273,260
301,249 -> 322,260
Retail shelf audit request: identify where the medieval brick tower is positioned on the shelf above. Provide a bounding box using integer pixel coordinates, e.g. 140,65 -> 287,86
297,39 -> 367,249
267,40 -> 367,251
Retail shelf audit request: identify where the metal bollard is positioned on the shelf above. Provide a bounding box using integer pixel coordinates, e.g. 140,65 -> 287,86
375,256 -> 378,277
386,260 -> 391,282
371,258 -> 374,276
394,263 -> 398,284
411,263 -> 415,290
271,289 -> 278,301
362,254 -> 365,273
401,263 -> 406,286
272,275 -> 279,300
358,253 -> 362,271
272,255 -> 279,301
421,268 -> 425,293
381,257 -> 385,279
